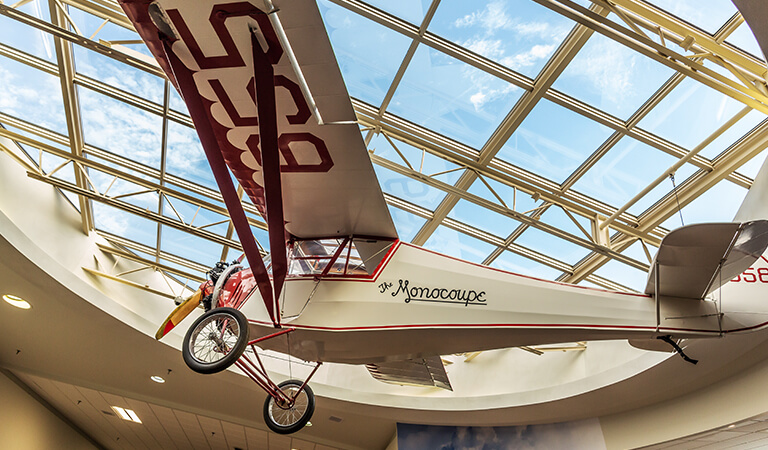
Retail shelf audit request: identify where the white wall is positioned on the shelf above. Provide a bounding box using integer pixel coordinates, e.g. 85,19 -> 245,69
0,371 -> 99,449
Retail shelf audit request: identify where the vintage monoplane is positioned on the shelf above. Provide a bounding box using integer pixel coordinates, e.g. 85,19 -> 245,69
118,0 -> 768,434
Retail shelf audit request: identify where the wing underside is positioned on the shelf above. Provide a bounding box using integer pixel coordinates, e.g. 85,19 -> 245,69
366,356 -> 453,391
645,221 -> 768,299
119,0 -> 397,240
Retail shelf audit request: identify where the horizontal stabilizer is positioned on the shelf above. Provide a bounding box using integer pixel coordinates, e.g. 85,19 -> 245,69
366,356 -> 452,391
645,221 -> 768,299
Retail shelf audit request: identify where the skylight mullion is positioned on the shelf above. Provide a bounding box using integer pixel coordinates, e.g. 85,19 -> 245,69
375,0 -> 440,115
156,79 -> 171,264
0,41 -> 57,75
50,0 -> 93,233
407,3 -> 609,247
533,0 -> 768,115
563,118 -> 768,285
331,0 -> 535,91
358,100 -> 665,246
0,2 -> 164,77
372,152 -> 650,271
609,0 -> 764,78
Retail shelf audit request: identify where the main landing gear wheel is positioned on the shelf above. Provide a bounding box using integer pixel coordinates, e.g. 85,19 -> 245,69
182,307 -> 249,374
263,380 -> 315,434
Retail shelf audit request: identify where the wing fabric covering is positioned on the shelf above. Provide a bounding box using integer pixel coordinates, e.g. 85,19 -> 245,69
644,221 -> 768,299
118,0 -> 398,325
118,0 -> 396,240
732,0 -> 768,61
366,356 -> 453,391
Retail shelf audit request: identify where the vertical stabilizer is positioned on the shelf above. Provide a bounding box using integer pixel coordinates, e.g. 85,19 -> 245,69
735,155 -> 768,222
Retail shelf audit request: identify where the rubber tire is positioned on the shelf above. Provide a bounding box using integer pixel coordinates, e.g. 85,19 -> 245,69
182,307 -> 249,374
263,380 -> 315,434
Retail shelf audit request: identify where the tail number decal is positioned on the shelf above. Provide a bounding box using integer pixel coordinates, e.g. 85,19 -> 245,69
732,268 -> 768,283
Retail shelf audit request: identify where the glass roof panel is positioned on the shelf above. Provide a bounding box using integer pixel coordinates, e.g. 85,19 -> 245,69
448,199 -> 520,239
490,249 -> 563,280
537,205 -> 592,239
373,163 -> 447,211
660,178 -> 748,229
0,55 -> 67,135
66,6 -> 151,58
160,225 -> 224,267
514,224 -> 589,266
621,240 -> 657,267
388,206 -> 427,243
92,202 -> 157,248
726,23 -> 765,61
551,30 -> 675,120
636,77 -> 750,150
361,0 -> 431,26
423,225 -> 496,264
72,46 -> 165,104
644,0 -> 736,35
626,163 -> 698,217
571,135 -> 696,208
169,88 -> 188,115
162,196 -> 229,236
318,0 -> 413,108
368,133 -> 463,185
497,98 -> 613,183
593,258 -> 646,292
166,120 -> 218,191
466,177 -> 540,214
699,111 -> 767,160
739,149 -> 768,180
387,44 -> 524,149
78,86 -> 163,167
0,2 -> 54,61
428,0 -> 574,78
39,151 -> 76,184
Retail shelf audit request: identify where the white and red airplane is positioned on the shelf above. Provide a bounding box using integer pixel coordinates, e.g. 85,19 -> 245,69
118,0 -> 768,434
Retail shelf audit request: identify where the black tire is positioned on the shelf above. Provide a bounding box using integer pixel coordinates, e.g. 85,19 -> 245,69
263,380 -> 315,434
182,307 -> 249,374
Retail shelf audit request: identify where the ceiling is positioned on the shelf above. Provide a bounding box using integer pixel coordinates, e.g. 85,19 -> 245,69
2,0 -> 768,449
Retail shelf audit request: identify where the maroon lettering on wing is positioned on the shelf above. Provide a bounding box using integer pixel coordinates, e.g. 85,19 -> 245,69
167,2 -> 282,70
273,75 -> 312,125
209,78 -> 259,126
278,133 -> 334,173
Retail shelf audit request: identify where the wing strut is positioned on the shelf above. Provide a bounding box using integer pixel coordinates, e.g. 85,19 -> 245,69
249,25 -> 287,327
158,32 -> 283,327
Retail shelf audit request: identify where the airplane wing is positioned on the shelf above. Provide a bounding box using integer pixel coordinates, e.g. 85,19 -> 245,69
732,0 -> 768,61
365,356 -> 453,391
118,0 -> 397,325
644,221 -> 768,299
118,0 -> 396,240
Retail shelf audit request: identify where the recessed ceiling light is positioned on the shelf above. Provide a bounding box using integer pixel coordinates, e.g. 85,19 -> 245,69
3,294 -> 31,309
111,406 -> 142,423
150,375 -> 165,383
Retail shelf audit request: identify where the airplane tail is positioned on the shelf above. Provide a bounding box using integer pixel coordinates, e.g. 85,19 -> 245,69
734,152 -> 768,223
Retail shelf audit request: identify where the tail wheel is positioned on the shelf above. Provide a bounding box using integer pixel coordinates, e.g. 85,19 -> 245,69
263,380 -> 315,434
182,307 -> 249,374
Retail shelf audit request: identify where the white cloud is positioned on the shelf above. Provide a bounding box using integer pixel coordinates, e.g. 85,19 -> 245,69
568,39 -> 637,106
470,91 -> 487,109
454,1 -> 513,33
500,43 -> 557,71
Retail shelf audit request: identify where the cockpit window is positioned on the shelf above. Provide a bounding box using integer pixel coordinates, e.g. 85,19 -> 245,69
287,237 -> 395,277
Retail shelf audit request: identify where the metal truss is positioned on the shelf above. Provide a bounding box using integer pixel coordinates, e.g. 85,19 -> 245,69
0,0 -> 767,298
